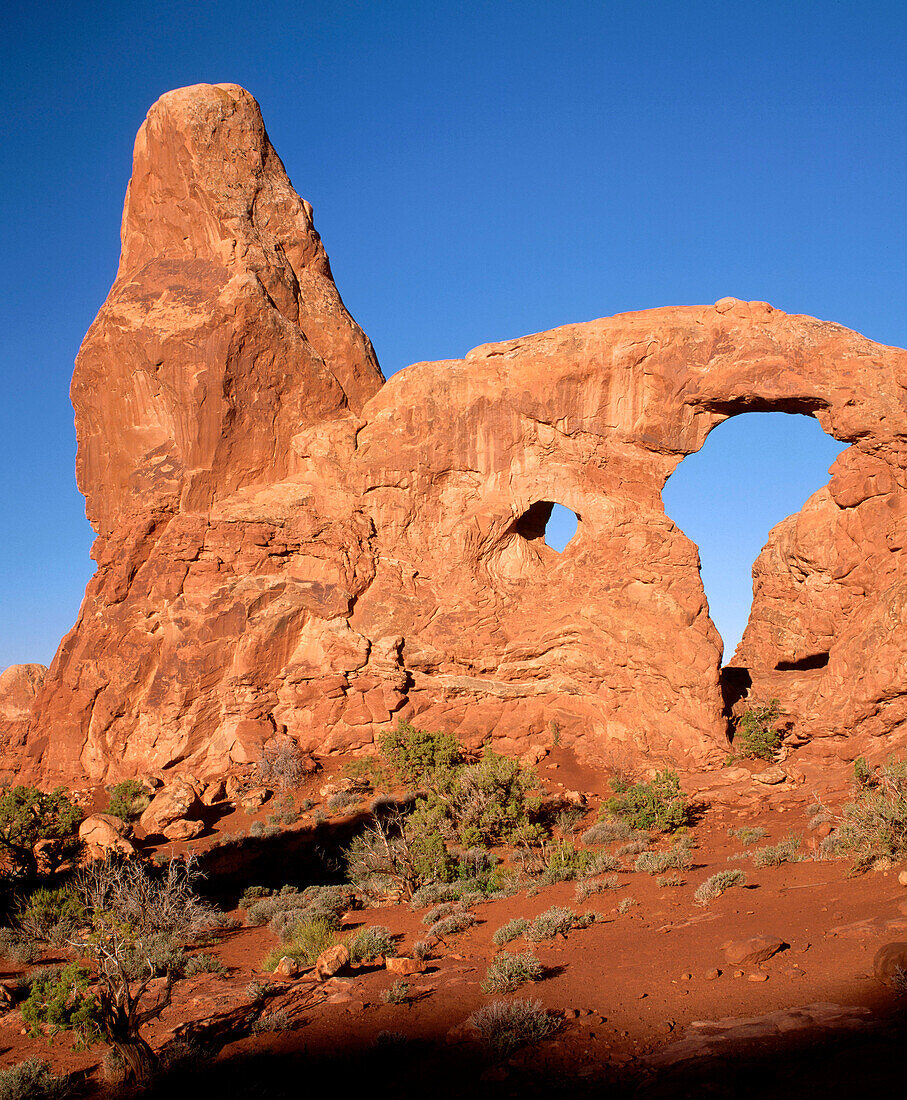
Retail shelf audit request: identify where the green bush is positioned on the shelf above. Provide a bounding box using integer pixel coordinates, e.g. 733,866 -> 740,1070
21,962 -> 99,1045
0,787 -> 82,876
379,719 -> 462,785
480,951 -> 543,994
382,979 -> 409,1004
106,780 -> 151,822
540,841 -> 594,884
526,906 -> 584,942
602,770 -> 689,833
183,953 -> 227,977
734,700 -> 782,760
837,758 -> 907,870
469,999 -> 558,1057
751,833 -> 802,868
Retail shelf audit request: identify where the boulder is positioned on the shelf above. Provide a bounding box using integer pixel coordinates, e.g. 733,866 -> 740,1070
385,956 -> 426,976
314,944 -> 350,981
162,818 -> 204,841
753,766 -> 786,786
79,813 -> 137,858
139,781 -> 202,835
273,956 -> 299,978
240,787 -> 271,812
201,779 -> 226,806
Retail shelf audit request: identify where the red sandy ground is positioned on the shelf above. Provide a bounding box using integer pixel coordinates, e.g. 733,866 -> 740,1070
1,746 -> 904,1098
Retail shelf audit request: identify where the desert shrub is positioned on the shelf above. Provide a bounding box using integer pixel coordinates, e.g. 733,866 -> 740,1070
836,758 -> 907,870
14,885 -> 84,947
602,770 -> 689,833
256,737 -> 305,790
239,885 -> 274,908
0,928 -> 39,965
268,794 -> 301,827
0,786 -> 83,877
427,911 -> 477,941
694,869 -> 746,905
412,940 -> 432,960
347,925 -> 396,964
575,875 -> 619,901
106,780 -> 151,822
540,841 -> 594,884
244,980 -> 271,1002
853,756 -> 876,790
752,833 -> 802,868
635,849 -> 684,874
656,872 -> 684,887
183,953 -> 227,977
616,838 -> 648,856
423,902 -> 460,925
375,1030 -> 408,1048
382,979 -> 409,1004
470,999 -> 558,1056
345,809 -> 456,901
432,751 -> 543,848
326,790 -> 359,814
410,881 -> 464,909
379,719 -> 462,785
728,825 -> 768,846
480,951 -> 543,994
582,819 -> 633,845
247,885 -> 355,935
734,700 -> 782,761
584,851 -> 621,876
617,897 -> 636,914
555,806 -> 586,835
0,1059 -> 71,1100
250,1010 -> 291,1034
248,821 -> 280,839
262,918 -> 340,970
526,906 -> 577,942
493,917 -> 530,946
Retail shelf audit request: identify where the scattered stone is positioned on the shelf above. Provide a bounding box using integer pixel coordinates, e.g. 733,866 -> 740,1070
898,871 -> 907,887
705,968 -> 721,980
315,943 -> 350,981
723,936 -> 786,967
747,971 -> 769,982
680,972 -> 693,981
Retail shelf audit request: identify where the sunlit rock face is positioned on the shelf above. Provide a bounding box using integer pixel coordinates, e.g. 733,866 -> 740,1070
18,85 -> 907,782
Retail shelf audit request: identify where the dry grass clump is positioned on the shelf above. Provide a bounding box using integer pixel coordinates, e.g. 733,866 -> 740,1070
493,917 -> 530,946
469,999 -> 559,1056
694,869 -> 746,905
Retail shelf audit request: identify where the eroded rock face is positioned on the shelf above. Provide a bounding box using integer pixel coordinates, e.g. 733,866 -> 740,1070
20,85 -> 907,782
0,664 -> 46,775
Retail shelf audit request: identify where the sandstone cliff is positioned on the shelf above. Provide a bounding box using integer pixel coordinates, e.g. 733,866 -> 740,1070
15,85 -> 907,781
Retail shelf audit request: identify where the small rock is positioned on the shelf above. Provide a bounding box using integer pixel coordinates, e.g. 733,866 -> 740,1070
704,968 -> 721,980
747,972 -> 769,982
733,970 -> 744,978
753,766 -> 786,785
273,956 -> 298,978
723,935 -> 786,966
899,871 -> 907,887
873,942 -> 907,988
315,943 -> 350,981
385,956 -> 425,976
680,972 -> 692,981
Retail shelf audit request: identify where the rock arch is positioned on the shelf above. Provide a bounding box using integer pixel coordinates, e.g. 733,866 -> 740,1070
18,86 -> 907,782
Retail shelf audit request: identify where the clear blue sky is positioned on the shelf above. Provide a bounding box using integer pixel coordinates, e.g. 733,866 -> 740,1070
1,1 -> 904,668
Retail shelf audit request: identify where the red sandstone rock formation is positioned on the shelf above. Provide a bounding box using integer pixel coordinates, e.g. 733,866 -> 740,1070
0,664 -> 46,775
12,86 -> 907,782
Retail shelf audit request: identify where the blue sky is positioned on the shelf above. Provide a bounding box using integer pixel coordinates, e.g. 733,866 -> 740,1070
1,1 -> 904,668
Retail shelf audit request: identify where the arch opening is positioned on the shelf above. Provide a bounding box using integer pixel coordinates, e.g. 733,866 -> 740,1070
661,412 -> 846,662
512,501 -> 579,553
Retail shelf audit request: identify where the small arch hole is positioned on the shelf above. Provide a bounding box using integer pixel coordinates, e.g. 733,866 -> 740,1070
513,501 -> 579,553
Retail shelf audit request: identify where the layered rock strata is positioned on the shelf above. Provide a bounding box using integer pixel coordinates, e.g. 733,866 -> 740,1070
14,84 -> 907,782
